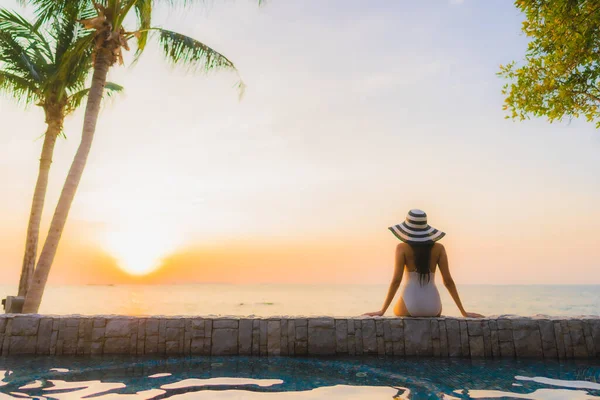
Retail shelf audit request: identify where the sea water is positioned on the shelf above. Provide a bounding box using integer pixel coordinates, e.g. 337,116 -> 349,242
0,284 -> 598,317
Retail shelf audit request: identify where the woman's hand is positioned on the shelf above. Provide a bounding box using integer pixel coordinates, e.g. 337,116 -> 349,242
363,310 -> 384,317
463,311 -> 485,318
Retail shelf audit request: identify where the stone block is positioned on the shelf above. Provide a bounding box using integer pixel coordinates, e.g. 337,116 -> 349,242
469,335 -> 485,358
212,328 -> 238,355
513,328 -> 543,357
287,321 -> 295,356
267,320 -> 281,356
498,330 -> 513,342
561,321 -> 574,358
582,321 -> 596,358
389,319 -> 404,342
404,319 -> 433,356
92,327 -> 105,342
497,319 -> 512,330
432,338 -> 441,357
145,335 -> 159,354
105,319 -> 135,337
499,340 -> 515,358
538,320 -> 558,359
146,319 -> 160,336
214,319 -> 239,329
93,318 -> 106,328
90,341 -> 103,355
166,319 -> 185,328
459,320 -> 470,357
280,319 -> 288,356
309,318 -> 335,329
431,319 -> 440,339
66,318 -> 79,328
129,333 -> 138,355
36,318 -> 54,355
490,329 -> 500,358
137,319 -> 146,339
80,319 -> 93,342
190,338 -> 204,354
206,320 -> 213,337
439,320 -> 448,357
296,340 -> 307,355
361,320 -> 377,354
590,320 -> 600,357
166,340 -> 180,355
335,320 -> 348,354
383,320 -> 392,342
355,322 -> 364,355
308,320 -> 335,356
553,322 -> 566,359
104,337 -> 130,354
239,319 -> 253,356
11,317 -> 40,336
375,320 -> 384,337
482,322 -> 492,358
159,319 -> 167,343
49,330 -> 58,355
377,336 -> 385,355
348,335 -> 356,356
9,336 -> 37,355
252,320 -> 260,356
296,324 -> 308,342
166,327 -> 180,341
467,320 -> 483,336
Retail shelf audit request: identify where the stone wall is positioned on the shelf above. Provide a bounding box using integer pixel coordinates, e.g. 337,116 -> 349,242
0,315 -> 598,359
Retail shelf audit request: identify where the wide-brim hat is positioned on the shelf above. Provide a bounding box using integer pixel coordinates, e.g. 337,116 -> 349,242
388,209 -> 445,244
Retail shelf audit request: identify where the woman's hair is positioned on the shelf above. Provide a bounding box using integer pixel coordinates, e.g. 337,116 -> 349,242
410,243 -> 434,286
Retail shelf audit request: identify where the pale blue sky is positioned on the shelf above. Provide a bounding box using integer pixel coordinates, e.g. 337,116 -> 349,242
0,0 -> 599,284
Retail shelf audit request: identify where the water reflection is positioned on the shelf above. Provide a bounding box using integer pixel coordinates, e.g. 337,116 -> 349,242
0,356 -> 598,399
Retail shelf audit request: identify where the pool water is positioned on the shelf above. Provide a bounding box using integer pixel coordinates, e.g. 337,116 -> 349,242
0,356 -> 599,399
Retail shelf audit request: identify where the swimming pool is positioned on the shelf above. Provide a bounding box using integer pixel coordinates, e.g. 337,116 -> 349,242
1,356 -> 599,399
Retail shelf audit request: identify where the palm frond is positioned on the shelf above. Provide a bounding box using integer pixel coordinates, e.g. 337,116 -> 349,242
156,28 -> 238,72
132,0 -> 151,62
18,0 -> 93,24
156,28 -> 244,95
54,32 -> 95,89
0,30 -> 43,83
0,8 -> 52,61
0,70 -> 39,104
65,81 -> 124,114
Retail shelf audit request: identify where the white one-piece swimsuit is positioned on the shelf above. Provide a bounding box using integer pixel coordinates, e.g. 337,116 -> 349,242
400,271 -> 442,317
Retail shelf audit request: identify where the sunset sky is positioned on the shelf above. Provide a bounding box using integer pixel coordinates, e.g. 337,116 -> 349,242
1,0 -> 599,286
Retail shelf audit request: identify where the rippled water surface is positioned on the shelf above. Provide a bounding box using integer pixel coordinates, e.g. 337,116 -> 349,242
0,356 -> 599,399
0,284 -> 599,317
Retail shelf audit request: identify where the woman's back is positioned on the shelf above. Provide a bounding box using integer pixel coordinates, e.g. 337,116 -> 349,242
399,242 -> 443,317
401,242 -> 443,274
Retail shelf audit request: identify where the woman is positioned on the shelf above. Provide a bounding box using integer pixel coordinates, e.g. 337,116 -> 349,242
364,209 -> 483,318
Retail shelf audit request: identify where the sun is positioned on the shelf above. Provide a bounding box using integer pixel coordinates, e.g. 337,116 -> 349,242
104,226 -> 180,276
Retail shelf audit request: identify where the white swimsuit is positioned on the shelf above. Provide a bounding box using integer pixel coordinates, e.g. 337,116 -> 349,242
400,271 -> 442,317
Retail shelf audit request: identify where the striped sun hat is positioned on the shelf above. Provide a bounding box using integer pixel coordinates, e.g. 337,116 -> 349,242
388,209 -> 445,244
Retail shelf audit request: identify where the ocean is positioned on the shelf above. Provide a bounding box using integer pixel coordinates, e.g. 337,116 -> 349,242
1,284 -> 598,317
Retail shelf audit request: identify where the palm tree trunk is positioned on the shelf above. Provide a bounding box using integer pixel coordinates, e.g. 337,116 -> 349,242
22,49 -> 112,314
17,114 -> 62,298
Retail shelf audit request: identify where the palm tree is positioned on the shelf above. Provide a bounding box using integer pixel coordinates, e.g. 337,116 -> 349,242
21,0 -> 244,313
0,5 -> 123,302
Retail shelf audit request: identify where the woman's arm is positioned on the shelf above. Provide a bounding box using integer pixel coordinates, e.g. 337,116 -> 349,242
363,245 -> 405,316
437,245 -> 484,318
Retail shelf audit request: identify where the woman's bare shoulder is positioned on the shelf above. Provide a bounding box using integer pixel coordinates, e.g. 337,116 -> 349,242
433,242 -> 445,251
395,242 -> 410,252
